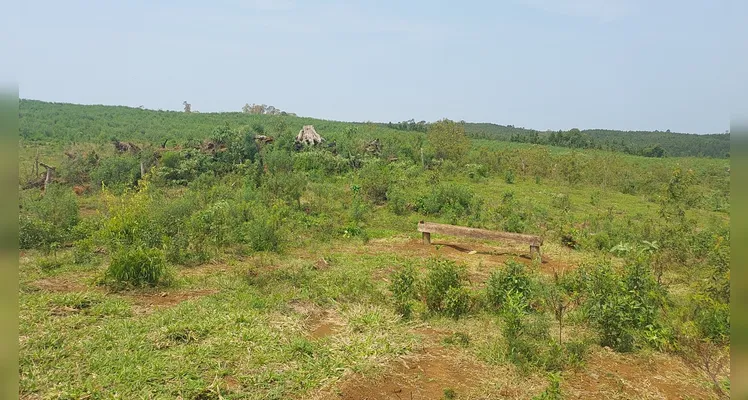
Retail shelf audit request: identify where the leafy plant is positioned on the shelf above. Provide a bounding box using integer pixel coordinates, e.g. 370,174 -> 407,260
423,258 -> 464,314
390,265 -> 417,318
103,247 -> 171,289
444,286 -> 470,320
486,260 -> 533,311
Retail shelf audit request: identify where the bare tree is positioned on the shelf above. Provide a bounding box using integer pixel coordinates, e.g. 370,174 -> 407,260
183,101 -> 191,113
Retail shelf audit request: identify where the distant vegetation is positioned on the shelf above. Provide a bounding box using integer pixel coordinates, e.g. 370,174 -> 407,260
462,123 -> 730,158
379,119 -> 729,158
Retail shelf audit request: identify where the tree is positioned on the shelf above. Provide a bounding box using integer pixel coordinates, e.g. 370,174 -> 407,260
183,101 -> 191,113
428,119 -> 470,162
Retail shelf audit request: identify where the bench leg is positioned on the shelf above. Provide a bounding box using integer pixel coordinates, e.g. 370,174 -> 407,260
530,245 -> 541,259
422,232 -> 431,245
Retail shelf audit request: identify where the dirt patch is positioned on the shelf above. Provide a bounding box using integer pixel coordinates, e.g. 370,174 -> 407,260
566,347 -> 715,399
333,346 -> 485,400
125,289 -> 219,313
310,322 -> 339,339
305,309 -> 343,339
30,275 -> 92,293
222,375 -> 242,392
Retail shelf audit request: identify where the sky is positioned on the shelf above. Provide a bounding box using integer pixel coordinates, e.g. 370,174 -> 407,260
5,0 -> 748,134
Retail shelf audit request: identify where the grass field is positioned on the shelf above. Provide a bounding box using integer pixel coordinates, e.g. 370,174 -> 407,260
19,101 -> 730,399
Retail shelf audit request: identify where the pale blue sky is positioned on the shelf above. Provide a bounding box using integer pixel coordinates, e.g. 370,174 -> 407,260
8,0 -> 748,133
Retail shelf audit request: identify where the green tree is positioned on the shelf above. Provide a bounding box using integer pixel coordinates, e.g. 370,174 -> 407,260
428,119 -> 470,162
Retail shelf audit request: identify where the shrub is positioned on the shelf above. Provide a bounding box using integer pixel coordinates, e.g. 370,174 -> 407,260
580,262 -> 665,352
261,171 -> 306,207
103,247 -> 170,288
533,373 -> 563,400
444,286 -> 470,320
423,258 -> 464,313
390,265 -> 417,318
505,169 -> 516,184
465,163 -> 488,181
293,150 -> 349,175
428,119 -> 470,162
416,183 -> 478,218
91,155 -> 140,190
245,203 -> 287,252
20,184 -> 80,249
690,294 -> 730,343
386,185 -> 409,215
19,215 -> 56,250
486,260 -> 534,311
72,238 -> 97,265
358,160 -> 392,204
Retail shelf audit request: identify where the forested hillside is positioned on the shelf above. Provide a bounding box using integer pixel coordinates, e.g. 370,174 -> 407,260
462,122 -> 730,158
21,99 -> 729,159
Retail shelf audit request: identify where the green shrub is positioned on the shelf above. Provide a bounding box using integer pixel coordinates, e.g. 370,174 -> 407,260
533,373 -> 562,400
416,183 -> 478,218
293,150 -> 349,175
465,163 -> 488,181
91,155 -> 140,190
424,258 -> 464,313
690,294 -> 730,343
580,262 -> 665,352
444,286 -> 470,320
72,238 -> 97,265
390,265 -> 417,318
551,193 -> 572,212
19,215 -> 56,250
505,169 -> 516,184
358,160 -> 392,204
486,260 -> 534,311
20,184 -> 80,249
386,185 -> 409,215
103,247 -> 170,288
245,203 -> 286,252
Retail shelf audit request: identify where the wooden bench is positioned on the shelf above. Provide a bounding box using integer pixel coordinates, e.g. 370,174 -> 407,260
417,221 -> 543,257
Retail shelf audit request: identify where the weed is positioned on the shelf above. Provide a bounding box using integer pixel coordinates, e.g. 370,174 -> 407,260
390,265 -> 417,318
103,247 -> 171,289
423,258 -> 464,314
486,260 -> 534,311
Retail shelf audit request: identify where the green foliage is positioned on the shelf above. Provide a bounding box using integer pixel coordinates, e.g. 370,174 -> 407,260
444,286 -> 470,320
428,119 -> 470,162
465,163 -> 488,181
358,160 -> 393,204
416,183 -> 479,220
504,169 -> 516,184
578,262 -> 666,352
390,265 -> 417,318
20,184 -> 79,249
245,202 -> 288,252
37,255 -> 64,272
103,247 -> 170,289
486,260 -> 534,311
385,185 -> 409,215
91,155 -> 140,190
532,373 -> 563,400
423,258 -> 465,314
